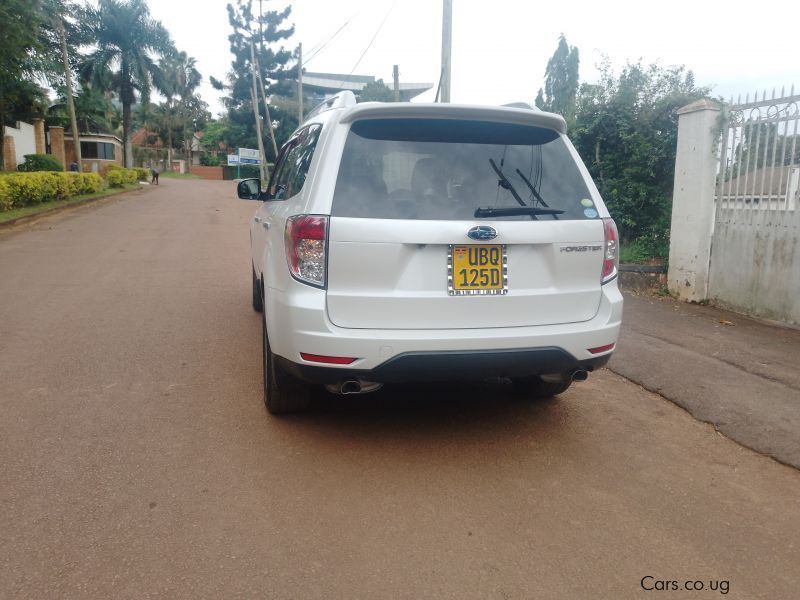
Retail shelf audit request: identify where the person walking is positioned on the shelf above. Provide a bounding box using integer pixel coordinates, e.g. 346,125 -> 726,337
150,166 -> 159,185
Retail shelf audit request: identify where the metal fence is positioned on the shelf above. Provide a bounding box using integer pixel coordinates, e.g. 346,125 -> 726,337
716,88 -> 799,211
709,87 -> 800,324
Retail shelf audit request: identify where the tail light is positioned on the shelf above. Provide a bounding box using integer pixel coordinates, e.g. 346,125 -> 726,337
285,215 -> 328,288
601,217 -> 618,284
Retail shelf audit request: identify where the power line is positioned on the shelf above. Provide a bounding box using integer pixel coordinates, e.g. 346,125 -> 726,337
304,14 -> 357,66
336,0 -> 397,89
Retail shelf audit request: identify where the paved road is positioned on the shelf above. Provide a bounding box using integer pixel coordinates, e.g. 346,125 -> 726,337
610,292 -> 800,468
1,180 -> 798,599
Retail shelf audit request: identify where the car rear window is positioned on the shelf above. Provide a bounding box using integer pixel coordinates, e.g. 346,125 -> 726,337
331,118 -> 595,221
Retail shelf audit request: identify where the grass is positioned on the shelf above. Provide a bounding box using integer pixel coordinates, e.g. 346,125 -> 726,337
159,171 -> 200,179
0,184 -> 140,225
619,237 -> 669,265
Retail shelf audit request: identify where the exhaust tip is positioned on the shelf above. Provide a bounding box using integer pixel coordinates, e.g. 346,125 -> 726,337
324,380 -> 384,395
571,370 -> 589,382
340,380 -> 361,395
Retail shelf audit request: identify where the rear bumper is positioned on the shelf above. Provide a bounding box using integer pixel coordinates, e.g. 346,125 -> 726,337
278,348 -> 611,384
265,279 -> 623,383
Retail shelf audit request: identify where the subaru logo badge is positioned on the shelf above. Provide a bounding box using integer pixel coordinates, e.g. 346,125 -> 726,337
467,225 -> 497,241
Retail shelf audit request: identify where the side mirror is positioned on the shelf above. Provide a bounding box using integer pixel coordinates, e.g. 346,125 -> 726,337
237,178 -> 264,200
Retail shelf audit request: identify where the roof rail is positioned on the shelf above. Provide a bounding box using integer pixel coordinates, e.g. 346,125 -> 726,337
305,90 -> 357,121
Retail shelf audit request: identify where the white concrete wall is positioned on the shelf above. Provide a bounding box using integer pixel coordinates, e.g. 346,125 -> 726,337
709,202 -> 800,325
669,98 -> 799,325
5,121 -> 36,166
667,100 -> 721,302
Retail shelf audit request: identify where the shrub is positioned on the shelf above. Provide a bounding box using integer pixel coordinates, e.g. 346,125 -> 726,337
0,178 -> 11,211
106,170 -> 125,187
81,173 -> 104,193
17,153 -> 64,172
223,164 -> 261,180
106,167 -> 138,187
5,173 -> 50,206
51,172 -> 72,199
134,167 -> 149,181
0,172 -> 106,211
200,153 -> 221,166
63,172 -> 83,196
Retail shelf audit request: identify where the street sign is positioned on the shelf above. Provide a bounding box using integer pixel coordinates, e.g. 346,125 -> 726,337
227,154 -> 239,166
238,148 -> 261,165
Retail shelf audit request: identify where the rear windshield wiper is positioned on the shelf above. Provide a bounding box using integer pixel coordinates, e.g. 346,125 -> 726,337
514,168 -> 560,220
488,158 -> 526,208
474,206 -> 565,218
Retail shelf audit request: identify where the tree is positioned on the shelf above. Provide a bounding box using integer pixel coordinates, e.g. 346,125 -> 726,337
535,34 -> 580,128
571,61 -> 709,246
154,51 -> 203,167
0,0 -> 44,170
50,82 -> 121,134
214,0 -> 296,162
40,0 -> 87,167
80,0 -> 175,167
358,79 -> 395,103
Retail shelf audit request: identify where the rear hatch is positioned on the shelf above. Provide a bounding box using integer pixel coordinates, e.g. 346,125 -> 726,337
326,116 -> 605,330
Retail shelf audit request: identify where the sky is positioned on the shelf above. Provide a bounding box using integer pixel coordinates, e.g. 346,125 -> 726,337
146,0 -> 799,118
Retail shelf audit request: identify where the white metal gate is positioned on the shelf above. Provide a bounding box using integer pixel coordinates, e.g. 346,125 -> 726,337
710,88 -> 800,324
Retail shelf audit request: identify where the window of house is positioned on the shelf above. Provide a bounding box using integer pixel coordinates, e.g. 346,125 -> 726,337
80,141 -> 116,160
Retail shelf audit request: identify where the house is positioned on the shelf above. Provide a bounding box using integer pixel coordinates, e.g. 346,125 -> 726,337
63,131 -> 123,175
2,119 -> 123,175
718,166 -> 800,210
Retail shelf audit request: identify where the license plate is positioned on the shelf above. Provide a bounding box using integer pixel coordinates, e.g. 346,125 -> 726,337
448,244 -> 508,296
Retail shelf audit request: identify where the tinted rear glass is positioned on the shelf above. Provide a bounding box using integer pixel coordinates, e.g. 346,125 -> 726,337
331,118 -> 595,221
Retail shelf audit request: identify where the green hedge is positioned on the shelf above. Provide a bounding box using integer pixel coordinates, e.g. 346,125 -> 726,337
107,167 -> 140,187
17,153 -> 64,172
223,164 -> 262,180
0,172 -> 104,211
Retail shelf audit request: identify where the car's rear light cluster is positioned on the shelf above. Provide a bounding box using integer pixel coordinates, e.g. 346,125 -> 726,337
285,215 -> 328,288
601,217 -> 619,284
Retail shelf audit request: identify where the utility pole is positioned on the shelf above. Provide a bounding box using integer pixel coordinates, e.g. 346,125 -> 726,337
440,0 -> 452,103
298,43 -> 304,122
393,64 -> 400,102
250,42 -> 268,183
254,55 -> 279,158
57,16 -> 81,169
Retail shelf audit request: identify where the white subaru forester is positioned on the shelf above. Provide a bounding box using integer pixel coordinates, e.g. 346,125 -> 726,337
237,92 -> 622,414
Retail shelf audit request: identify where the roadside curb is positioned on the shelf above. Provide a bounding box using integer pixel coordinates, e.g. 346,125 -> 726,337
608,292 -> 800,470
0,185 -> 149,231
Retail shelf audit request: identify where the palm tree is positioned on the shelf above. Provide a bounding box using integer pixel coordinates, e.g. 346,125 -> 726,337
80,0 -> 174,168
50,82 -> 120,134
155,51 -> 201,168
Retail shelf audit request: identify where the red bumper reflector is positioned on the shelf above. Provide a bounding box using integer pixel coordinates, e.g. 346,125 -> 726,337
587,343 -> 616,355
300,353 -> 357,365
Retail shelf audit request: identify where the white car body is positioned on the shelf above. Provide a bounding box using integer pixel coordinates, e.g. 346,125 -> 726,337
242,92 -> 622,411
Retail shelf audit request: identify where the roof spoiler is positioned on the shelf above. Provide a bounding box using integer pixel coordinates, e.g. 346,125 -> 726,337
340,103 -> 566,134
305,90 -> 357,122
502,102 -> 538,111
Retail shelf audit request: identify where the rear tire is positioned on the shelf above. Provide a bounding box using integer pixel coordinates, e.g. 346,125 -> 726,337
262,305 -> 311,414
511,375 -> 572,399
252,267 -> 263,312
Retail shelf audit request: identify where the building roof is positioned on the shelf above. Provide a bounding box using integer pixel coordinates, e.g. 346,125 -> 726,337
64,131 -> 123,144
302,71 -> 433,101
721,166 -> 799,197
129,128 -> 162,148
